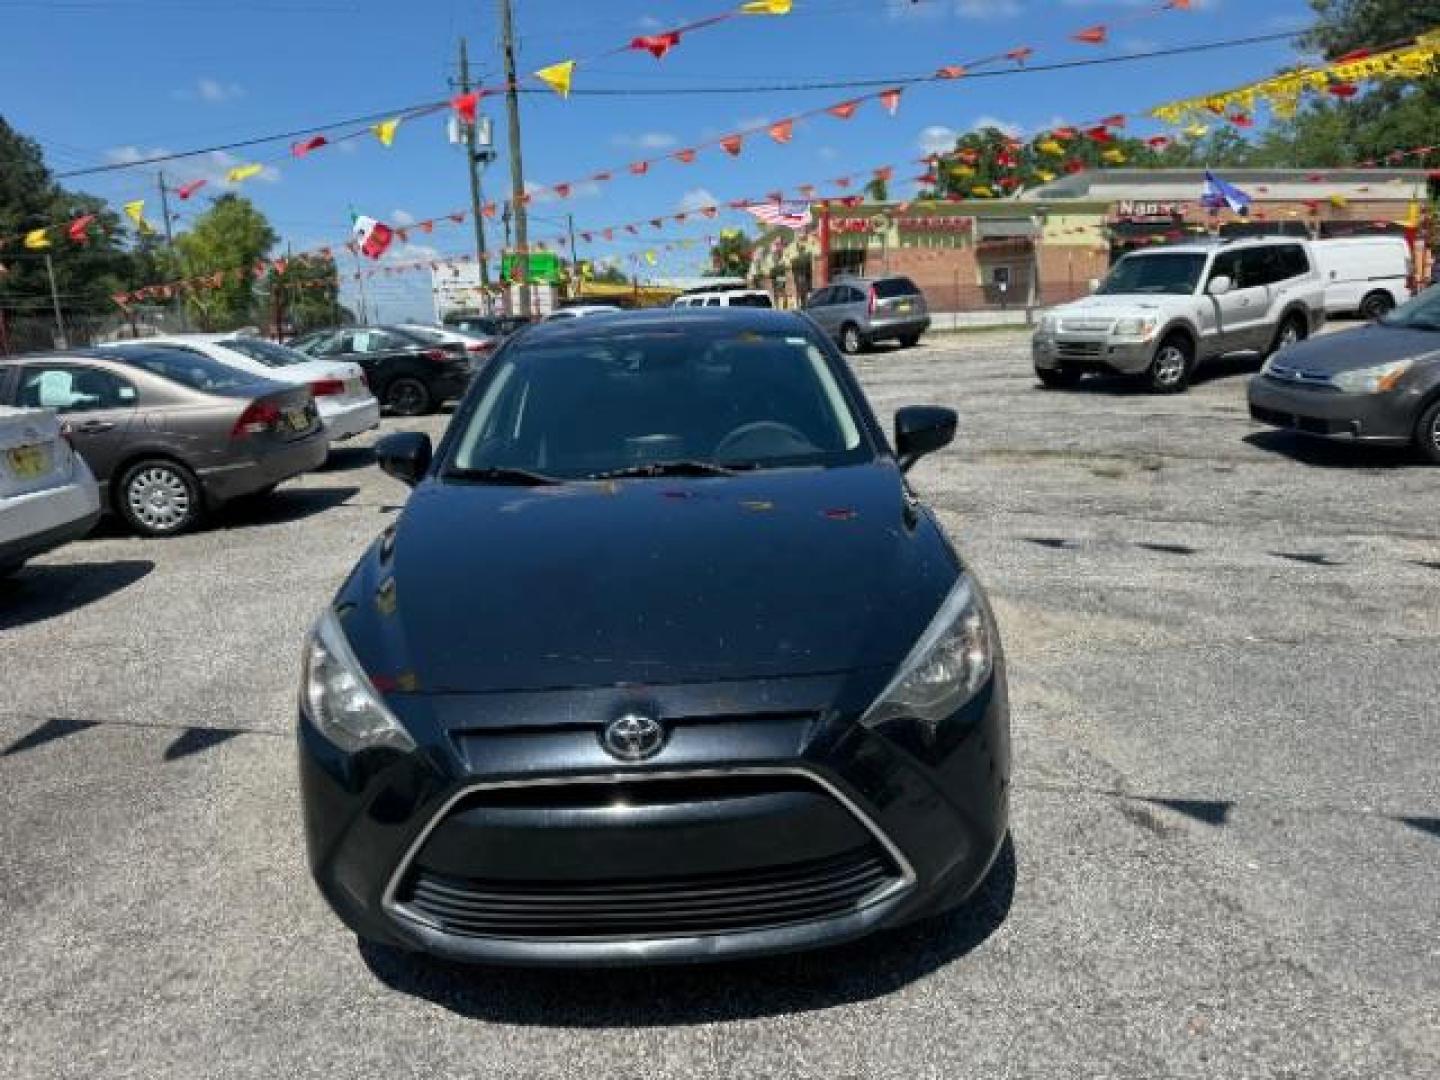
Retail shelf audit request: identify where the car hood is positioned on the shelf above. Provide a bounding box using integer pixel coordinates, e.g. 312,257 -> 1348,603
339,463 -> 960,694
1270,322 -> 1440,374
1047,294 -> 1184,320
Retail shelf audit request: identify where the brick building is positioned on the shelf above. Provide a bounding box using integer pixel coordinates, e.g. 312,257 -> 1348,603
752,168 -> 1433,312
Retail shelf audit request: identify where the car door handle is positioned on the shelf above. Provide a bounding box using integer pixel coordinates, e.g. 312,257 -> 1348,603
70,420 -> 115,434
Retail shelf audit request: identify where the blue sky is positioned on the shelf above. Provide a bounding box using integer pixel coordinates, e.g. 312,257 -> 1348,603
4,0 -> 1314,319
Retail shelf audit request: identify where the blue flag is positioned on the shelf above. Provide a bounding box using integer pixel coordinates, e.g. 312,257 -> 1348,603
1202,170 -> 1252,215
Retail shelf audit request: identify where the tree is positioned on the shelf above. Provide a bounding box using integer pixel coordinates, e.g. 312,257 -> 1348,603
173,194 -> 277,331
588,262 -> 629,285
863,174 -> 889,202
266,253 -> 344,334
709,228 -> 754,276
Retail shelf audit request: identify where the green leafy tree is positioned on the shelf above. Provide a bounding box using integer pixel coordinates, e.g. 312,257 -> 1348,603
863,174 -> 889,202
173,193 -> 277,331
266,253 -> 345,334
709,228 -> 755,277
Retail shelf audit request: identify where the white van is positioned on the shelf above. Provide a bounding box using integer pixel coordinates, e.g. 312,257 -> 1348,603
672,289 -> 774,309
1310,236 -> 1412,319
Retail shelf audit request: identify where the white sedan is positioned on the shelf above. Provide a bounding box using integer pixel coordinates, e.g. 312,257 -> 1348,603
105,335 -> 381,444
0,405 -> 101,576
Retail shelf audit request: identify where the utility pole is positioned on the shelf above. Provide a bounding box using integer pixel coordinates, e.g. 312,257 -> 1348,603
567,213 -> 580,293
497,0 -> 530,317
156,171 -> 187,330
42,254 -> 68,348
457,38 -> 493,298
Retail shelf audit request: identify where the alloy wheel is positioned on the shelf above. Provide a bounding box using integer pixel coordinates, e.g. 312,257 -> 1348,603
1152,345 -> 1186,387
385,378 -> 429,416
126,466 -> 193,533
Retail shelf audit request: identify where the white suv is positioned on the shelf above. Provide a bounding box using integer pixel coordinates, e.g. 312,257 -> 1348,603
1033,239 -> 1326,392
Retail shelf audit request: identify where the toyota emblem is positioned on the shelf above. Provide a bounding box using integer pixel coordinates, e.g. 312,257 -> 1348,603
601,713 -> 666,762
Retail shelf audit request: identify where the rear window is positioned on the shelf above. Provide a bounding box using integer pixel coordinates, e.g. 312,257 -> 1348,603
221,337 -> 310,368
872,278 -> 920,299
107,346 -> 258,392
729,293 -> 773,308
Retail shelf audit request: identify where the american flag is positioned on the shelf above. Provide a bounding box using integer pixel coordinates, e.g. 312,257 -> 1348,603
742,201 -> 811,231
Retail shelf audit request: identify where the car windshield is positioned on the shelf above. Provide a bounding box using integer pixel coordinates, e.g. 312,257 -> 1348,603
221,337 -> 310,368
108,346 -> 259,392
447,326 -> 871,481
1097,253 -> 1207,296
1379,286 -> 1440,331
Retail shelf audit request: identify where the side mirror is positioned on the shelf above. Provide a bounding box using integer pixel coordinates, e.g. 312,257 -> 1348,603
1206,275 -> 1233,296
374,432 -> 432,487
894,406 -> 957,473
1087,277 -> 1101,293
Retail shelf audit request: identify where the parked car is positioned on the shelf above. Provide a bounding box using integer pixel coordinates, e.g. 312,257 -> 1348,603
672,288 -> 774,309
298,307 -> 1009,966
803,275 -> 930,354
0,345 -> 327,536
287,327 -> 470,417
442,314 -> 532,339
542,304 -> 623,322
1248,284 -> 1440,463
396,323 -> 498,373
104,335 -> 380,446
1033,238 -> 1327,393
1310,236 -> 1412,320
0,404 -> 101,574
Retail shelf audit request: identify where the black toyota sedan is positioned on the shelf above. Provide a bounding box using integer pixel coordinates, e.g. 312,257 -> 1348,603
298,308 -> 1010,965
1249,285 -> 1440,463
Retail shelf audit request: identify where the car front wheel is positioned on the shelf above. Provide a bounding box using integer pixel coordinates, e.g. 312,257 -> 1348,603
1146,336 -> 1192,393
1267,314 -> 1308,357
118,459 -> 202,536
383,376 -> 433,417
1416,398 -> 1440,465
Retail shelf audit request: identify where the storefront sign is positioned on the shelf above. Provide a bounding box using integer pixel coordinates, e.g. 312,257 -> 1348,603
895,216 -> 974,234
1114,200 -> 1188,220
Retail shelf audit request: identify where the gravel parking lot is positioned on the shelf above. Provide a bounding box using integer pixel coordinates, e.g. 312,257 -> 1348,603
2,330 -> 1436,1079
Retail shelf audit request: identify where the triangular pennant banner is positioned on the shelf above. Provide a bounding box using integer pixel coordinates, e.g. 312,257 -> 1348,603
630,31 -> 680,59
535,60 -> 576,98
371,118 -> 402,147
768,119 -> 794,144
827,100 -> 860,120
880,87 -> 902,115
720,134 -> 743,156
292,135 -> 328,157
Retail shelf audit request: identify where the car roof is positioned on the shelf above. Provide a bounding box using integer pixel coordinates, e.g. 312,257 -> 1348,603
13,343 -> 207,365
522,306 -> 810,342
1123,237 -> 1309,256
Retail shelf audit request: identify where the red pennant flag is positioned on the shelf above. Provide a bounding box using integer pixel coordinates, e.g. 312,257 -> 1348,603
112,293 -> 130,307
798,184 -> 815,197
1006,47 -> 1034,64
1052,126 -> 1078,141
451,91 -> 481,125
1100,114 -> 1126,129
602,229 -> 614,240
768,119 -> 794,144
841,195 -> 861,207
720,134 -> 743,156
554,183 -> 571,198
317,246 -> 332,257
827,100 -> 860,120
1064,159 -> 1085,174
1085,125 -> 1113,143
675,213 -> 688,223
935,65 -> 965,79
591,172 -> 612,183
630,31 -> 680,59
835,177 -> 852,189
630,161 -> 649,175
1327,82 -> 1358,98
701,206 -> 718,219
1228,113 -> 1254,128
1073,25 -> 1107,44
580,232 -> 592,242
176,179 -> 207,200
516,192 -> 531,206
291,135 -> 328,157
675,148 -> 697,164
879,87 -> 902,115
449,212 -> 465,224
394,228 -> 409,243
481,204 -> 496,219
67,214 -> 96,244
1147,136 -> 1171,149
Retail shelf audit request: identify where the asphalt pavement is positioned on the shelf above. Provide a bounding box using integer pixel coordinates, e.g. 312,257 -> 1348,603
1,329 -> 1436,1079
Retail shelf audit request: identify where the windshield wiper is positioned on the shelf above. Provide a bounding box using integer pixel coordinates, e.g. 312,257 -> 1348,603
586,460 -> 755,480
444,466 -> 564,486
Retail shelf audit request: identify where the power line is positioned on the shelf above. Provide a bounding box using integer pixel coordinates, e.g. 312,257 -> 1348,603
52,31 -> 1303,181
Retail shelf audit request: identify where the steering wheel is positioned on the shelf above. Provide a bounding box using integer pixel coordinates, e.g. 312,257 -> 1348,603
713,420 -> 815,461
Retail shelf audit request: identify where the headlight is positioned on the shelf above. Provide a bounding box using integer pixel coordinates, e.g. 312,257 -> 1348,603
1329,359 -> 1413,393
1112,316 -> 1157,339
861,573 -> 994,732
301,608 -> 416,753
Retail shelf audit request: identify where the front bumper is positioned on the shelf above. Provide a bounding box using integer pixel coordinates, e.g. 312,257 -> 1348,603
1247,375 -> 1417,444
299,667 -> 1010,966
319,396 -> 381,442
1033,335 -> 1154,375
198,429 -> 330,503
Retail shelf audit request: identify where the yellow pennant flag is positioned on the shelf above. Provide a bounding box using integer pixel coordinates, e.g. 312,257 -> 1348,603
371,118 -> 402,147
122,199 -> 152,233
227,163 -> 263,183
1037,139 -> 1065,156
971,185 -> 994,198
1183,123 -> 1210,139
949,163 -> 975,177
740,0 -> 791,12
644,250 -> 657,266
23,228 -> 50,250
1034,169 -> 1056,183
535,60 -> 576,98
1101,148 -> 1127,164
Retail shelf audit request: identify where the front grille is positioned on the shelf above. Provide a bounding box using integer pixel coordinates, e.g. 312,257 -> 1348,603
1056,340 -> 1104,358
1060,318 -> 1112,333
397,844 -> 900,940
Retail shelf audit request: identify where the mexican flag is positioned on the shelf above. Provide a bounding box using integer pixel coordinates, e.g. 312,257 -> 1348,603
351,214 -> 394,259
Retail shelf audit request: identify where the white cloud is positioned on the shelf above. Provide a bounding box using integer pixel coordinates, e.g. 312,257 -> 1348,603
888,0 -> 1021,19
179,77 -> 244,103
818,145 -> 839,161
611,131 -> 677,150
677,188 -> 717,213
917,125 -> 959,155
392,209 -> 416,226
636,13 -> 664,29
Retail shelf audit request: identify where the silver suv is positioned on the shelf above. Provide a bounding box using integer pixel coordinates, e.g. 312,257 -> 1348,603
1033,239 -> 1326,392
804,275 -> 931,354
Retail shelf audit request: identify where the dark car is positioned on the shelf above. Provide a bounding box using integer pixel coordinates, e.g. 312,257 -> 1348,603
288,326 -> 470,417
297,308 -> 1010,966
1249,285 -> 1440,463
0,344 -> 327,535
443,313 -> 532,339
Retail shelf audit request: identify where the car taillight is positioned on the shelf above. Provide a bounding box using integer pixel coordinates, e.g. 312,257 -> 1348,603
232,399 -> 280,438
425,348 -> 450,362
868,288 -> 877,315
309,378 -> 346,397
